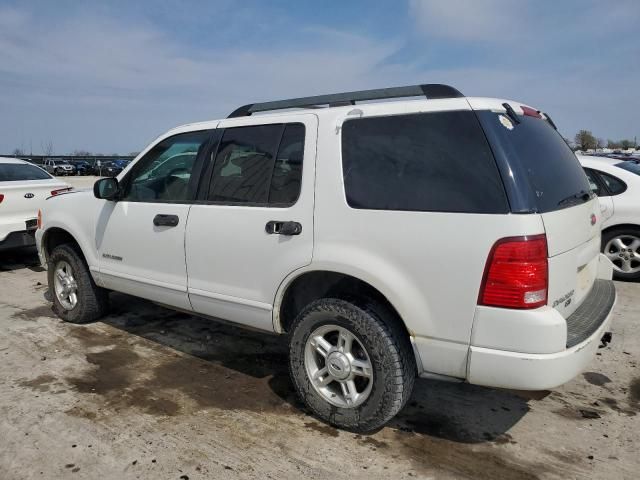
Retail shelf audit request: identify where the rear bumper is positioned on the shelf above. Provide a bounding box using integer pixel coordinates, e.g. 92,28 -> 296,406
467,280 -> 616,390
0,229 -> 36,251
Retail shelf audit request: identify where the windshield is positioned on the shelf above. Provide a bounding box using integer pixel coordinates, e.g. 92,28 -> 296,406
0,163 -> 52,181
615,160 -> 640,176
477,111 -> 592,213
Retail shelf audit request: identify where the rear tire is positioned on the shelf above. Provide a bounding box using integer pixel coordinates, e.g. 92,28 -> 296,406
602,227 -> 640,281
48,244 -> 109,323
289,298 -> 416,432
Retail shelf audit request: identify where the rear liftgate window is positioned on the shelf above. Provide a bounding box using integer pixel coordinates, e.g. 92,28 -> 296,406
476,111 -> 592,213
341,111 -> 509,213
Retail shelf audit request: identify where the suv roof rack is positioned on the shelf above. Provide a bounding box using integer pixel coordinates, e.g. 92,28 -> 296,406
227,83 -> 464,118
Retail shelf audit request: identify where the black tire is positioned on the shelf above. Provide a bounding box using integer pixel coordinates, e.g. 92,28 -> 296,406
48,244 -> 109,323
289,298 -> 416,432
602,227 -> 640,281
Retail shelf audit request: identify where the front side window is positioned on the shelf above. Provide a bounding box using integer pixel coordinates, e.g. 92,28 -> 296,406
341,111 -> 509,213
207,123 -> 305,206
122,130 -> 211,202
0,163 -> 52,181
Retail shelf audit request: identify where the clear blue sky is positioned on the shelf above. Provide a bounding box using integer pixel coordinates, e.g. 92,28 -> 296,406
1,0 -> 638,154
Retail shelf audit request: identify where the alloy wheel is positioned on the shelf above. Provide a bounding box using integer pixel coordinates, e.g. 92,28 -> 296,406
604,234 -> 640,274
304,324 -> 373,408
53,260 -> 79,310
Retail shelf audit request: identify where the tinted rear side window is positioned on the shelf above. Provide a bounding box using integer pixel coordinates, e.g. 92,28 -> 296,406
341,111 -> 509,213
269,124 -> 305,205
208,125 -> 282,204
477,112 -> 591,213
208,123 -> 305,206
0,163 -> 51,181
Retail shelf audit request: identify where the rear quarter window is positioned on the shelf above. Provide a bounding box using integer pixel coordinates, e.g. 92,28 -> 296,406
341,111 -> 509,213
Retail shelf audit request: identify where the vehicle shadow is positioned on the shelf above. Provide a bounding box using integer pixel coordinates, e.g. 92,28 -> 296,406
0,246 -> 45,272
99,292 -> 531,443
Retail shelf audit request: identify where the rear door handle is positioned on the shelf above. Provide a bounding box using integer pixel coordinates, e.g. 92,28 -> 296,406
153,214 -> 179,227
265,221 -> 302,235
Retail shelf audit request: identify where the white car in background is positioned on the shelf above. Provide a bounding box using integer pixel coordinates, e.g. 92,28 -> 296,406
0,157 -> 71,251
579,155 -> 640,280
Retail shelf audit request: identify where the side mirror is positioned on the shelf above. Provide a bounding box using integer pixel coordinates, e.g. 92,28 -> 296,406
94,177 -> 120,200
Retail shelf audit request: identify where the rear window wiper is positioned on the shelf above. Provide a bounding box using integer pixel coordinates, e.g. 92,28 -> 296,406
557,190 -> 591,207
502,103 -> 521,126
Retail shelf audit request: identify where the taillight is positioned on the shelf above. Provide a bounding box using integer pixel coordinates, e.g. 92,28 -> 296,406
37,209 -> 42,229
0,194 -> 4,204
479,234 -> 548,309
51,187 -> 72,196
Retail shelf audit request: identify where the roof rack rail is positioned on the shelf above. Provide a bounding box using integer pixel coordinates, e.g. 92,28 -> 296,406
227,83 -> 463,118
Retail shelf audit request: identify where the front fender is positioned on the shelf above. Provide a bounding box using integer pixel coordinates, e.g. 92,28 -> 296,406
38,192 -> 103,283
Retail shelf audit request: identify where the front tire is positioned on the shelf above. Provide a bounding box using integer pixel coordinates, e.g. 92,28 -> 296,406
289,298 -> 416,432
602,227 -> 640,281
48,244 -> 109,323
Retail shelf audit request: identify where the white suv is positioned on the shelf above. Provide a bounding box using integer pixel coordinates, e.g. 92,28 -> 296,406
35,84 -> 616,431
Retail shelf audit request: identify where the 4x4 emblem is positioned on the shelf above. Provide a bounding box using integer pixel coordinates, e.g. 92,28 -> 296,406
24,193 -> 34,198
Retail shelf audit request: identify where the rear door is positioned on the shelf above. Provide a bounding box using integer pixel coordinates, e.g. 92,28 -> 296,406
185,114 -> 317,331
476,108 -> 601,319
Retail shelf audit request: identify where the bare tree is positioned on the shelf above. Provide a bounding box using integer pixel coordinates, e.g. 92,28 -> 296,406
12,148 -> 25,157
574,130 -> 596,151
72,149 -> 92,156
597,138 -> 605,149
41,140 -> 54,156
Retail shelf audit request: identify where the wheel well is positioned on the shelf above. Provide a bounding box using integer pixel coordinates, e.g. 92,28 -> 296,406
279,271 -> 410,338
43,228 -> 84,261
602,224 -> 640,236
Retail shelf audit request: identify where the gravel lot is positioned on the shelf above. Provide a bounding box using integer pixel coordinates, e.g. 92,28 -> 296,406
0,178 -> 638,479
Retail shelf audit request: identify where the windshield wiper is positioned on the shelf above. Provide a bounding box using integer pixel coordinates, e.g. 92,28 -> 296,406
557,190 -> 591,207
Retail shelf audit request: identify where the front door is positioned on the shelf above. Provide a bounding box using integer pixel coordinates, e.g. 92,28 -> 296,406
96,129 -> 214,310
186,114 -> 317,331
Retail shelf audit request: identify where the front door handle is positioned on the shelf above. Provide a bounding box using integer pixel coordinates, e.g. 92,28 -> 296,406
153,214 -> 179,227
265,221 -> 302,235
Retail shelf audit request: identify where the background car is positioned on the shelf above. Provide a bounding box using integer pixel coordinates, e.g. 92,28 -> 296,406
99,161 -> 122,177
579,155 -> 640,280
0,157 -> 71,251
70,160 -> 95,175
43,158 -> 76,176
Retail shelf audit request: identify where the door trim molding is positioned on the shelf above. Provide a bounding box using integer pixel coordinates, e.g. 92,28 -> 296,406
100,268 -> 187,293
188,287 -> 272,311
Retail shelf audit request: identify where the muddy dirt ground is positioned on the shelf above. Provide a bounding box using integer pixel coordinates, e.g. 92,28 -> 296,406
0,247 -> 638,479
